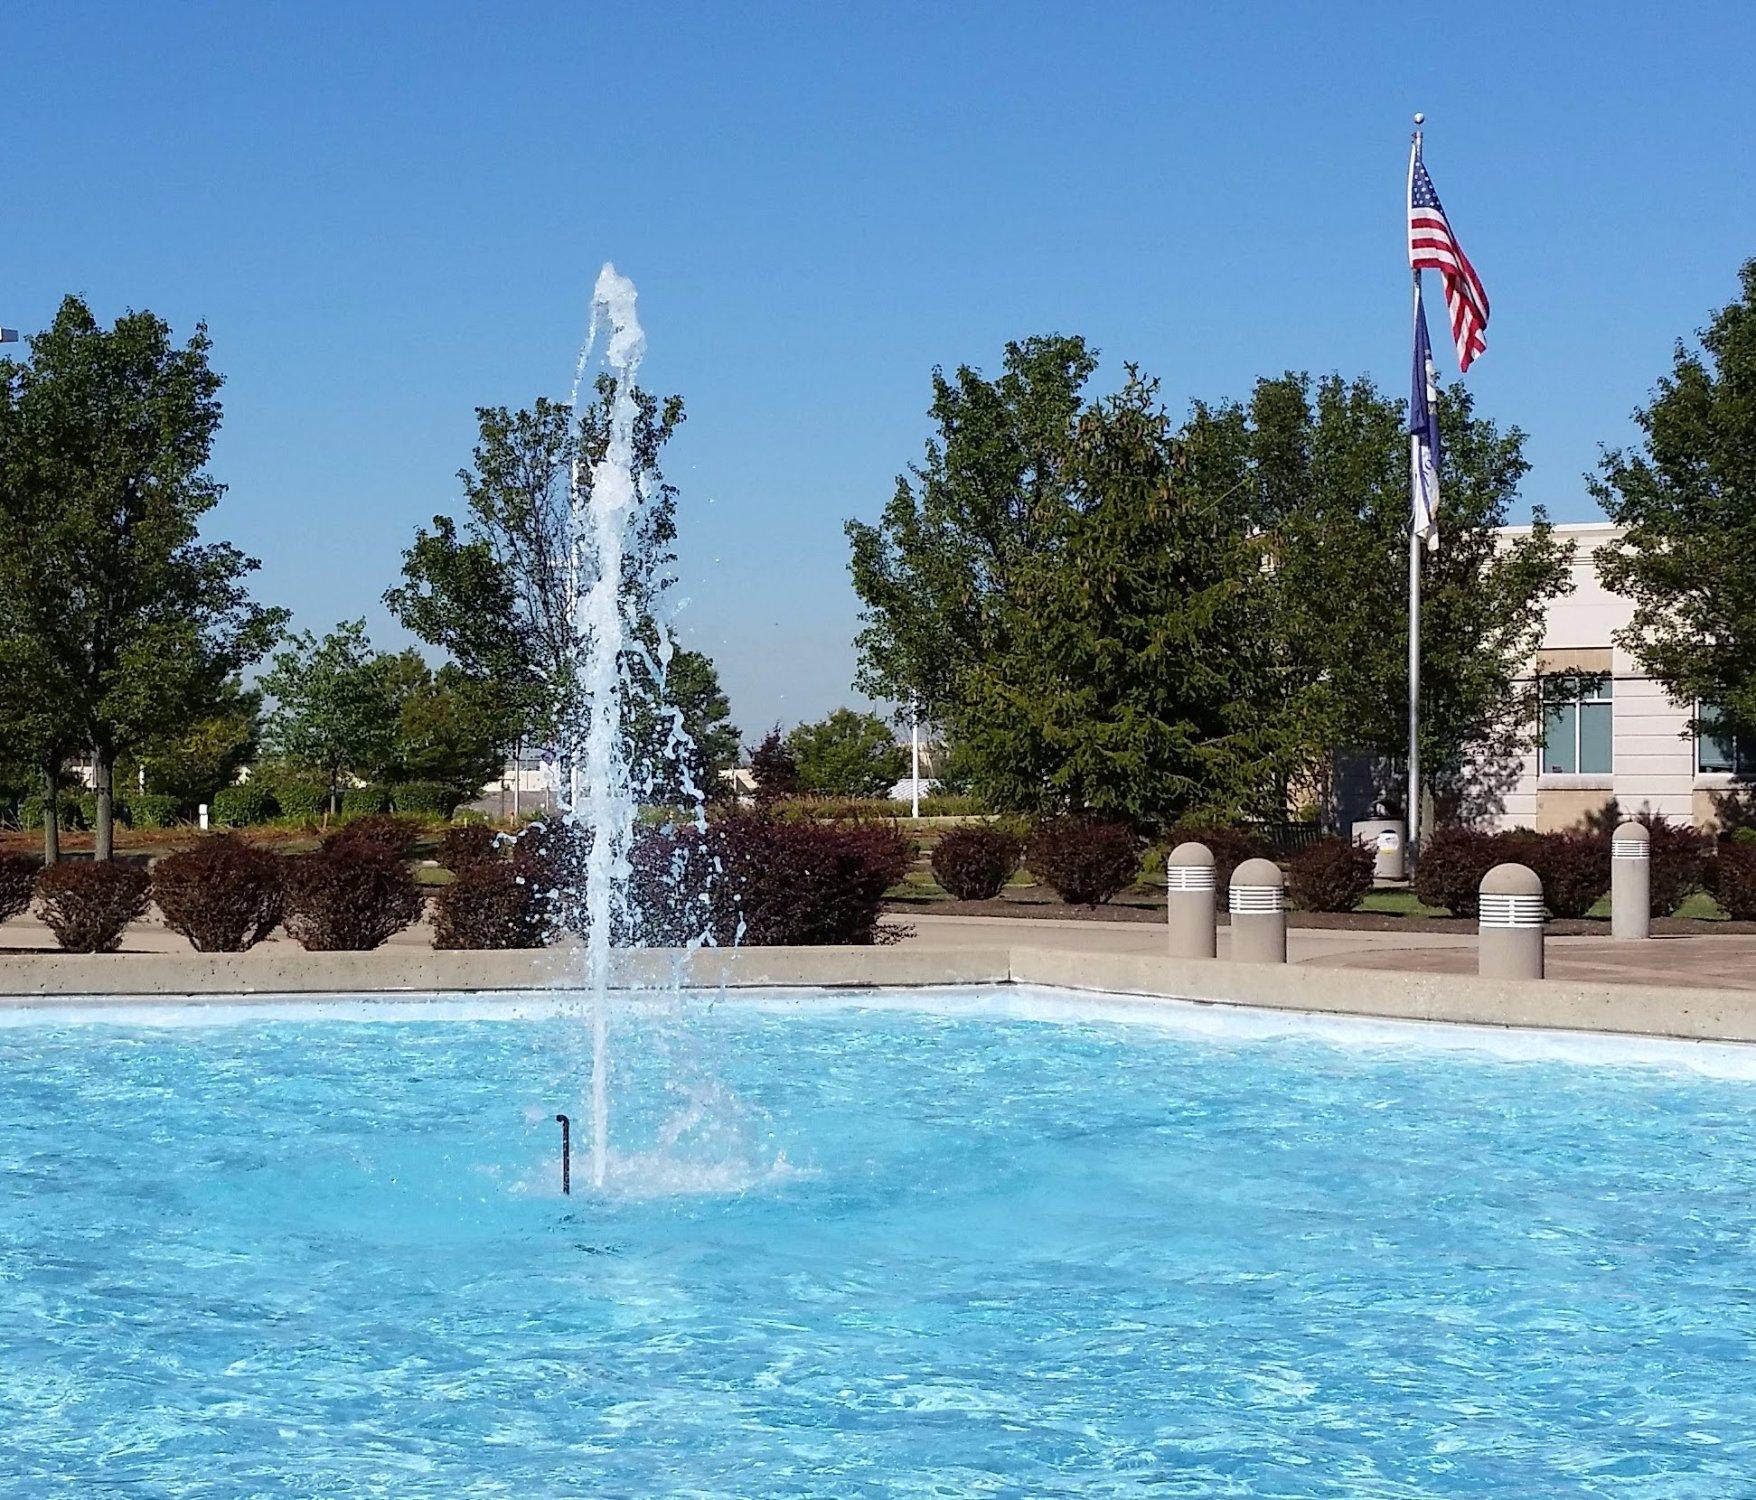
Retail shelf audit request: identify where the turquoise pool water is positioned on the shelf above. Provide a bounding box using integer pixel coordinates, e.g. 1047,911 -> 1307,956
3,987 -> 1754,1496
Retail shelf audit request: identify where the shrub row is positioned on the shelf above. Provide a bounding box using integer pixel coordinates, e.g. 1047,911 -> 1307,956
6,814 -> 1742,956
0,833 -> 427,954
432,813 -> 916,949
1414,819 -> 1711,919
211,781 -> 466,826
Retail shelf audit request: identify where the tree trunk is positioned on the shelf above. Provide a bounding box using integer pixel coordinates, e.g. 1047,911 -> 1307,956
94,749 -> 115,862
41,761 -> 60,865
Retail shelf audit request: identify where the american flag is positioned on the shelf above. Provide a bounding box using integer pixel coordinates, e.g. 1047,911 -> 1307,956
1408,146 -> 1489,371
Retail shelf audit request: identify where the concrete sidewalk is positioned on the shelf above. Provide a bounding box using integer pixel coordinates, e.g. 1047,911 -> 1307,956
889,912 -> 1756,993
6,906 -> 1754,996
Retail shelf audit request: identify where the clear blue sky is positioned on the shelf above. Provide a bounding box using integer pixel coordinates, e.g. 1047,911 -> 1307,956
4,3 -> 1752,738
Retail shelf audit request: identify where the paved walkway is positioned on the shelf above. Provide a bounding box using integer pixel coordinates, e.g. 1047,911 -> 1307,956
7,907 -> 1755,995
0,911 -> 437,955
888,913 -> 1756,993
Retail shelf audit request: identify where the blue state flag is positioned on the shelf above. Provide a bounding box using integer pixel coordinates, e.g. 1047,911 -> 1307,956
1410,284 -> 1442,552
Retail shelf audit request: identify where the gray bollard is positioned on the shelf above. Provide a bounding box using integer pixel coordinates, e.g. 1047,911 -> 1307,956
1229,857 -> 1287,964
1479,862 -> 1545,979
1165,841 -> 1217,959
1611,819 -> 1650,941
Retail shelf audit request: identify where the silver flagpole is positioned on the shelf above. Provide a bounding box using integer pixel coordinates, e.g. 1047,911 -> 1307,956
1406,113 -> 1425,862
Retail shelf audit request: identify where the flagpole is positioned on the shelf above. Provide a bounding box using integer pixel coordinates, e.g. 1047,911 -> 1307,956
1407,113 -> 1425,862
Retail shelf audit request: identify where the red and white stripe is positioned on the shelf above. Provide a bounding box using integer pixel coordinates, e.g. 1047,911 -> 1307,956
1409,202 -> 1489,372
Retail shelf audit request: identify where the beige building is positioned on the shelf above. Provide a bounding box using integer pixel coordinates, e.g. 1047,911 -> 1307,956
1488,521 -> 1749,833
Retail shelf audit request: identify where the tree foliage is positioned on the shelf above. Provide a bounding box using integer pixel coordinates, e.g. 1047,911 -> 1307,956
786,708 -> 907,798
387,378 -> 683,739
1594,260 -> 1756,736
262,621 -> 397,811
0,297 -> 284,857
386,376 -> 737,799
846,335 -> 1094,718
958,371 -> 1290,823
1197,372 -> 1572,818
125,678 -> 262,806
262,621 -> 516,807
848,337 -> 1572,826
747,728 -> 799,802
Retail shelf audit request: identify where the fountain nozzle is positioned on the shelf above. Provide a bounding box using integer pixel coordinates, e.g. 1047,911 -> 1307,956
555,1114 -> 572,1196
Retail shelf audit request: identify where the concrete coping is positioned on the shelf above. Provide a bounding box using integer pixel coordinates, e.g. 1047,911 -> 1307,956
1480,861 -> 1542,897
9,941 -> 1756,1046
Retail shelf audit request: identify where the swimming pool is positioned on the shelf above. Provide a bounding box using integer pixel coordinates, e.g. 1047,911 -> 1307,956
3,986 -> 1753,1496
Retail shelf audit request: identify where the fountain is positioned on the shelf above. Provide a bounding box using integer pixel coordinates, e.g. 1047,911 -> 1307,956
551,263 -> 718,1191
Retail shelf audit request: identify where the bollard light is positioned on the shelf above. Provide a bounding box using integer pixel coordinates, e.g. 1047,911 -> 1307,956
1166,841 -> 1217,959
1611,820 -> 1650,941
1229,856 -> 1287,964
1479,862 -> 1545,979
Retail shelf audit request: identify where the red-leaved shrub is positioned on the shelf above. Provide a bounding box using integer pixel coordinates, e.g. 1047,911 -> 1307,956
432,859 -> 545,949
437,823 -> 500,872
323,814 -> 422,861
1286,837 -> 1373,912
1522,831 -> 1610,919
1411,825 -> 1504,919
930,826 -> 1022,901
283,845 -> 423,951
1706,840 -> 1756,921
510,819 -> 593,941
1025,818 -> 1143,907
1640,813 -> 1711,917
151,836 -> 285,951
0,852 -> 39,924
635,814 -> 913,946
34,862 -> 151,952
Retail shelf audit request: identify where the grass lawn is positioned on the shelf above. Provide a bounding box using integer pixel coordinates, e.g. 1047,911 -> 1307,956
1358,889 -> 1450,918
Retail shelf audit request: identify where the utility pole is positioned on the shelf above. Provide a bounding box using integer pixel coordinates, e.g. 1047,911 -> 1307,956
909,694 -> 921,820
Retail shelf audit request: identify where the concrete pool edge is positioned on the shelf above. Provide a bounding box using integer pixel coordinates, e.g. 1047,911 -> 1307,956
1,944 -> 1752,1045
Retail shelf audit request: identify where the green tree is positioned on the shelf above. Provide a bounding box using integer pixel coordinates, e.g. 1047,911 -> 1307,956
385,377 -> 685,747
847,337 -> 1570,825
380,660 -> 516,797
1191,372 -> 1573,820
261,621 -> 401,814
623,640 -> 741,804
0,297 -> 284,859
846,334 -> 1096,718
126,679 -> 262,807
1594,260 -> 1756,737
787,708 -> 908,799
956,372 -> 1288,824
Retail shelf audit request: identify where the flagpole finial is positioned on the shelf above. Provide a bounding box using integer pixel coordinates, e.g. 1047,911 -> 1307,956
1412,111 -> 1424,126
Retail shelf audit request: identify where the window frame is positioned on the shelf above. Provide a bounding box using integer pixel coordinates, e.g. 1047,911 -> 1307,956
1696,702 -> 1756,777
1539,673 -> 1613,778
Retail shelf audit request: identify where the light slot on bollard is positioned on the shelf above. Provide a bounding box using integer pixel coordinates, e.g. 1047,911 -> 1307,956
1611,819 -> 1650,941
1478,862 -> 1545,979
1229,857 -> 1287,965
1165,841 -> 1217,959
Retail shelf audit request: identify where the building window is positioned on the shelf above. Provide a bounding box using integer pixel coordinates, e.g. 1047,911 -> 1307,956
1698,703 -> 1756,775
1541,675 -> 1612,775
